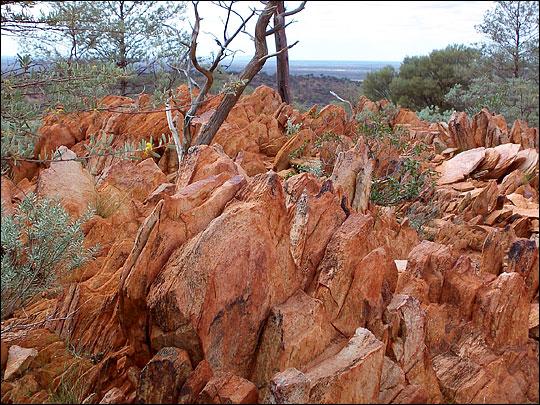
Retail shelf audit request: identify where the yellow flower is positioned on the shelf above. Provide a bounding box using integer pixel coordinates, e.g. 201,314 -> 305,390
144,142 -> 152,155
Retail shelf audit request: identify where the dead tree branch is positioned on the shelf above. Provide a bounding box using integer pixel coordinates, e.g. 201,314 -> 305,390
196,1 -> 306,146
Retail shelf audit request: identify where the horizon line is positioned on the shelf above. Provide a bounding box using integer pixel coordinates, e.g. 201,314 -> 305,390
0,54 -> 402,63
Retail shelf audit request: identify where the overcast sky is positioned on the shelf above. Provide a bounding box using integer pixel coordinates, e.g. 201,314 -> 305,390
1,1 -> 495,61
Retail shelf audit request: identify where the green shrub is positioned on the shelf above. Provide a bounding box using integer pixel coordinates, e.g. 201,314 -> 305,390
416,105 -> 455,123
285,118 -> 302,137
389,44 -> 481,110
1,193 -> 98,319
370,157 -> 436,206
362,65 -> 397,101
445,76 -> 539,126
291,162 -> 323,177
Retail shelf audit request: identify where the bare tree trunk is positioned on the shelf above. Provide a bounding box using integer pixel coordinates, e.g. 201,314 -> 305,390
196,3 -> 278,146
274,1 -> 291,104
118,1 -> 128,95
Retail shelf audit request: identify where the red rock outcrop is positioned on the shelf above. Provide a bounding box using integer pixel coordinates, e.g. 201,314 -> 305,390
2,92 -> 539,405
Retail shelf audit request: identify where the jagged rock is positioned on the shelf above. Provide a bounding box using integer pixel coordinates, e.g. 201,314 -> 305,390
211,86 -> 285,159
1,341 -> 8,379
146,173 -> 303,378
506,239 -> 539,301
252,290 -> 338,401
119,168 -> 246,366
4,91 -> 539,405
530,304 -> 539,339
510,119 -> 539,149
384,295 -> 442,402
436,147 -> 486,185
330,137 -> 373,213
396,241 -> 455,304
441,255 -> 490,319
378,356 -> 406,403
392,384 -> 429,403
475,147 -> 500,172
96,157 -> 167,206
178,360 -> 214,404
356,95 -> 379,114
287,179 -> 347,288
314,213 -> 379,320
0,176 -> 15,216
99,387 -> 125,404
36,146 -> 98,217
485,143 -> 521,179
432,333 -> 538,404
393,108 -> 422,127
175,144 -> 242,190
136,347 -> 192,404
3,346 -> 38,382
268,368 -> 311,404
234,150 -> 269,176
480,227 -> 516,275
463,180 -> 499,221
197,372 -> 258,404
273,128 -> 315,171
448,111 -> 473,149
472,272 -> 529,349
294,328 -> 384,403
332,247 -> 398,338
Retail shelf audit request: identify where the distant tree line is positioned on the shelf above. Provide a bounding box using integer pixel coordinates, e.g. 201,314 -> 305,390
362,1 -> 539,126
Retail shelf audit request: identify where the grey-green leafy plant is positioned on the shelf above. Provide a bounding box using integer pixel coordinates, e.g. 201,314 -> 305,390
370,157 -> 436,206
405,203 -> 439,240
291,162 -> 323,177
1,193 -> 99,320
355,102 -> 400,141
445,76 -> 539,126
416,105 -> 455,123
313,131 -> 341,148
285,117 -> 302,137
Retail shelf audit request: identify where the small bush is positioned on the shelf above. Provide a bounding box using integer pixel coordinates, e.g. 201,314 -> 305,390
1,193 -> 98,319
416,105 -> 455,123
285,118 -> 302,137
292,162 -> 323,177
370,157 -> 436,206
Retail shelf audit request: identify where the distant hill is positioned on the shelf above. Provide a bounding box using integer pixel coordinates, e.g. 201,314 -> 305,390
2,55 -> 398,108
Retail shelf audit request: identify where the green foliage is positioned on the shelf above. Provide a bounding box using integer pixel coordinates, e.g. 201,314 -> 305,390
314,131 -> 341,148
291,162 -> 323,177
355,102 -> 399,139
416,105 -> 455,123
19,1 -> 102,62
1,193 -> 99,319
46,359 -> 87,404
285,118 -> 302,137
476,1 -> 539,79
389,44 -> 481,110
406,204 -> 440,240
362,65 -> 396,101
288,140 -> 310,159
47,379 -> 84,404
445,76 -> 539,126
1,57 -> 127,173
19,1 -> 188,66
370,158 -> 436,206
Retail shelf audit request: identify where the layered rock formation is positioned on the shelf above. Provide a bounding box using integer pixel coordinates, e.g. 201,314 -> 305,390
1,88 -> 538,404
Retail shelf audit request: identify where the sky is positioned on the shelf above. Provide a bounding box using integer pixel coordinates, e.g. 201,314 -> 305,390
0,1 -> 495,61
